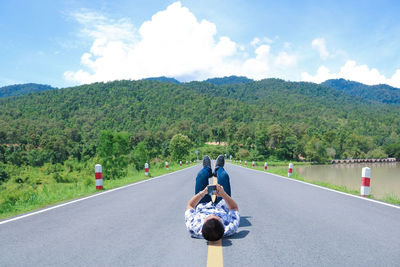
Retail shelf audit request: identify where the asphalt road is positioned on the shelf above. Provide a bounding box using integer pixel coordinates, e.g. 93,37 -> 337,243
1,163 -> 399,266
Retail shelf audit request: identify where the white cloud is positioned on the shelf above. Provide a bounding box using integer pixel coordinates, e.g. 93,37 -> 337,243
275,52 -> 297,67
251,37 -> 260,46
301,60 -> 400,87
312,38 -> 330,60
64,2 -> 298,84
72,10 -> 136,42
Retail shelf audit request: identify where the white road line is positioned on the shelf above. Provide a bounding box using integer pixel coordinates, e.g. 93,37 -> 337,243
0,165 -> 199,225
228,163 -> 400,210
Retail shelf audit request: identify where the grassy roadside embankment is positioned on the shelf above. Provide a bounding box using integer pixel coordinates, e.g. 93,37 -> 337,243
230,160 -> 400,206
0,160 -> 198,220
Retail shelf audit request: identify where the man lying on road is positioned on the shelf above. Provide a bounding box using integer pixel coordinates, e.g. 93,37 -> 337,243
185,155 -> 240,241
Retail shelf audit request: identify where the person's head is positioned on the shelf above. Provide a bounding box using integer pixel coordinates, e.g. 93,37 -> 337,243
201,215 -> 224,241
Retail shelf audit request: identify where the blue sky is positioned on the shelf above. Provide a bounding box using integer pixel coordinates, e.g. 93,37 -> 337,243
1,0 -> 400,88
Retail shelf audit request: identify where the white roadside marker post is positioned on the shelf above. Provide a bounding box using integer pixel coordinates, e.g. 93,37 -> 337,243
361,167 -> 371,197
288,163 -> 293,177
145,163 -> 149,178
95,164 -> 103,190
264,162 -> 268,171
165,161 -> 169,170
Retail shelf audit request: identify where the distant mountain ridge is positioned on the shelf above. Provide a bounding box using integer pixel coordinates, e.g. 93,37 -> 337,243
0,83 -> 56,98
2,78 -> 400,106
322,79 -> 400,105
144,77 -> 181,84
144,75 -> 254,85
204,76 -> 253,85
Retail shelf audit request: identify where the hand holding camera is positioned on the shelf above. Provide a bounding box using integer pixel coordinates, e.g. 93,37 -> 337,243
207,184 -> 226,197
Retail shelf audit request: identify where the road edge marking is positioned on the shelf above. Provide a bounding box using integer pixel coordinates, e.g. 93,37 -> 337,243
206,160 -> 223,267
0,165 -> 200,225
211,160 -> 217,202
228,163 -> 400,210
207,239 -> 223,267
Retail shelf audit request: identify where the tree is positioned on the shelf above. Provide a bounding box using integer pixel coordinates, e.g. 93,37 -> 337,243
45,136 -> 69,164
384,143 -> 400,159
169,134 -> 192,161
98,130 -> 130,179
0,145 -> 6,163
254,124 -> 270,157
223,118 -> 237,143
0,131 -> 7,143
132,141 -> 149,171
305,136 -> 328,163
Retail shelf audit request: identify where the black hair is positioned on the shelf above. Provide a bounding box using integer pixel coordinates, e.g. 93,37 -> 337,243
201,218 -> 224,241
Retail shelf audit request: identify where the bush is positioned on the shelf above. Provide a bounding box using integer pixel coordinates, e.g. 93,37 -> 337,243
366,148 -> 388,159
150,157 -> 163,168
27,149 -> 49,167
170,134 -> 192,161
85,177 -> 94,187
53,172 -> 76,183
197,145 -> 225,159
0,162 -> 9,184
237,148 -> 250,160
132,141 -> 150,171
98,131 -> 130,179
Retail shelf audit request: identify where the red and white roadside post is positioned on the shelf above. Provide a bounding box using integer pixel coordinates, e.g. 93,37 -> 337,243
95,164 -> 103,190
145,163 -> 149,177
244,161 -> 247,166
288,163 -> 293,177
186,160 -> 188,166
165,161 -> 169,170
264,162 -> 268,171
252,161 -> 255,168
180,161 -> 182,167
240,160 -> 242,165
361,167 -> 371,197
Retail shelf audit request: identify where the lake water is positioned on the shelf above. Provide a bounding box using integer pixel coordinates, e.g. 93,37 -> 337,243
295,162 -> 400,199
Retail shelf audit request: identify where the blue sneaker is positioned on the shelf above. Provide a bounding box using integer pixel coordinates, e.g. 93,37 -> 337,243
213,154 -> 225,176
203,155 -> 211,168
215,154 -> 225,168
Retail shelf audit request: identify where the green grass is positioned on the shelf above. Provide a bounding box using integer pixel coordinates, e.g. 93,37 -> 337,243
231,160 -> 400,206
0,161 -> 198,220
382,194 -> 400,206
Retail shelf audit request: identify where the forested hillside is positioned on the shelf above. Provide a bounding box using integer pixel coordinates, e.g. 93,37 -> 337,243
1,78 -> 400,170
204,76 -> 253,85
144,77 -> 181,84
322,78 -> 400,105
0,83 -> 57,98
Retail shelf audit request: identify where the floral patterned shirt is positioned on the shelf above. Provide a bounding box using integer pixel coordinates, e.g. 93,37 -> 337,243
185,199 -> 240,238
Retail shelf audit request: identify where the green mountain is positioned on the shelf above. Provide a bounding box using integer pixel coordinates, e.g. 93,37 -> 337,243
144,77 -> 181,84
322,79 -> 400,105
0,78 -> 399,165
0,83 -> 57,98
204,76 -> 253,85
